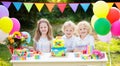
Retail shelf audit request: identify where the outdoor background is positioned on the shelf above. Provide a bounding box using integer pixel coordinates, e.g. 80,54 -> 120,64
0,0 -> 120,66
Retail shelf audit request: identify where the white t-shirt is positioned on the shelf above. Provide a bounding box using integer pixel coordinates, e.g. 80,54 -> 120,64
62,35 -> 77,52
75,34 -> 95,50
35,37 -> 51,53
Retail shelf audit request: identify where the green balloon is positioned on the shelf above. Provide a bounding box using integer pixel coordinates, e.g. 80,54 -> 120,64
94,18 -> 111,35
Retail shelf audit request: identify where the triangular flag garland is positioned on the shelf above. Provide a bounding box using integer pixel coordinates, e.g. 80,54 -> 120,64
115,2 -> 120,10
107,3 -> 114,9
80,3 -> 90,12
35,3 -> 44,12
1,1 -> 120,13
45,3 -> 55,12
13,2 -> 22,11
2,2 -> 11,8
23,3 -> 33,12
57,3 -> 67,13
69,3 -> 79,13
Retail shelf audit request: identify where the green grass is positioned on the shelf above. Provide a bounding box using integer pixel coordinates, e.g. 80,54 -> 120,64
0,38 -> 120,66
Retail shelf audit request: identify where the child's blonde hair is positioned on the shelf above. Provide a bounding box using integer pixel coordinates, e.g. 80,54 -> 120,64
76,20 -> 92,35
33,18 -> 53,42
61,20 -> 76,33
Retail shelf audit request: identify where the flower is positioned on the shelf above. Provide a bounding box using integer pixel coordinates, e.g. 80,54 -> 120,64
5,31 -> 28,49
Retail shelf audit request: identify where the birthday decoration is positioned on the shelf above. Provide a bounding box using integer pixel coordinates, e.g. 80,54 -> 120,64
111,20 -> 120,36
80,3 -> 90,12
0,5 -> 9,18
0,30 -> 9,42
57,3 -> 67,13
2,2 -> 11,8
51,36 -> 66,57
94,18 -> 111,35
69,3 -> 79,13
0,17 -> 13,33
21,31 -> 31,44
0,5 -> 21,42
13,2 -> 22,11
107,3 -> 114,8
115,2 -> 120,9
91,15 -> 98,28
35,3 -> 44,12
10,18 -> 21,35
97,32 -> 112,42
107,7 -> 120,24
23,3 -> 33,12
45,3 -> 55,12
93,1 -> 109,18
1,1 -> 120,13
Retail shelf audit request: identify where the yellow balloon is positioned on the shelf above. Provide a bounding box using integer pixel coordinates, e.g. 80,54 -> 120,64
0,17 -> 13,33
93,1 -> 109,18
91,15 -> 98,28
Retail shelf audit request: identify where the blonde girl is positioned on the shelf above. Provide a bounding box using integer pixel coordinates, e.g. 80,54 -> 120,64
74,20 -> 94,52
33,18 -> 53,53
62,20 -> 77,52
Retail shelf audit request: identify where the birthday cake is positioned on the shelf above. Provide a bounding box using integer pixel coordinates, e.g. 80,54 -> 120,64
51,36 -> 66,57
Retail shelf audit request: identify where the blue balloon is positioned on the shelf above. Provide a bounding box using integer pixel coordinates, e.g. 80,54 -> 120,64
21,31 -> 31,47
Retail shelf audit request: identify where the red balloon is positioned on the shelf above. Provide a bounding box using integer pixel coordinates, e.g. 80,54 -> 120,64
107,7 -> 120,24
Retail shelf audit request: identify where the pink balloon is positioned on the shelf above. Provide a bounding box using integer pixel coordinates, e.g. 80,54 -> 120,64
9,18 -> 20,34
111,20 -> 120,36
98,32 -> 112,42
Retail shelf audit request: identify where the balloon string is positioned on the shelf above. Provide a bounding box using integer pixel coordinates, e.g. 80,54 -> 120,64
108,43 -> 112,66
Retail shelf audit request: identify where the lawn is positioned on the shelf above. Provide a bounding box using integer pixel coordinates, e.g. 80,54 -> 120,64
0,38 -> 120,66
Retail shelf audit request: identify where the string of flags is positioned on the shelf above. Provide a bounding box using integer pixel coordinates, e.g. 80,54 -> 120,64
1,1 -> 120,13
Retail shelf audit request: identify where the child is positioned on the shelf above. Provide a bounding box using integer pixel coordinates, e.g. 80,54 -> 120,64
33,18 -> 53,53
74,20 -> 94,52
61,21 -> 77,52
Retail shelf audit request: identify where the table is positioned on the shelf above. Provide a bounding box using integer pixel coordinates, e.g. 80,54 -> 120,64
11,52 -> 108,66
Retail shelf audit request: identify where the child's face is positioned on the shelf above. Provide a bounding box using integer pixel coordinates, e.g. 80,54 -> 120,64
78,25 -> 88,37
39,22 -> 48,35
64,27 -> 74,38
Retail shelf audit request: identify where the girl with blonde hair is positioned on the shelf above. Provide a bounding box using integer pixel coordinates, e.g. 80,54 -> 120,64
62,20 -> 77,52
74,20 -> 94,52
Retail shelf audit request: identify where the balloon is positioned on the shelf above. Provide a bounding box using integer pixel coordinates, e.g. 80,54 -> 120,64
0,30 -> 9,42
9,18 -> 21,35
111,20 -> 120,36
21,31 -> 31,43
98,32 -> 112,42
0,5 -> 9,18
91,15 -> 98,28
94,18 -> 111,35
93,1 -> 109,18
107,7 -> 120,24
0,17 -> 13,33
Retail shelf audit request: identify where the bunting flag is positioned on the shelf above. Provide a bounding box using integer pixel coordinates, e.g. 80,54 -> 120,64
35,3 -> 44,12
69,3 -> 79,13
13,2 -> 22,11
107,3 -> 114,8
115,2 -> 120,9
80,3 -> 90,12
0,1 -> 119,13
45,3 -> 55,12
2,2 -> 11,8
23,3 -> 33,12
57,3 -> 67,13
